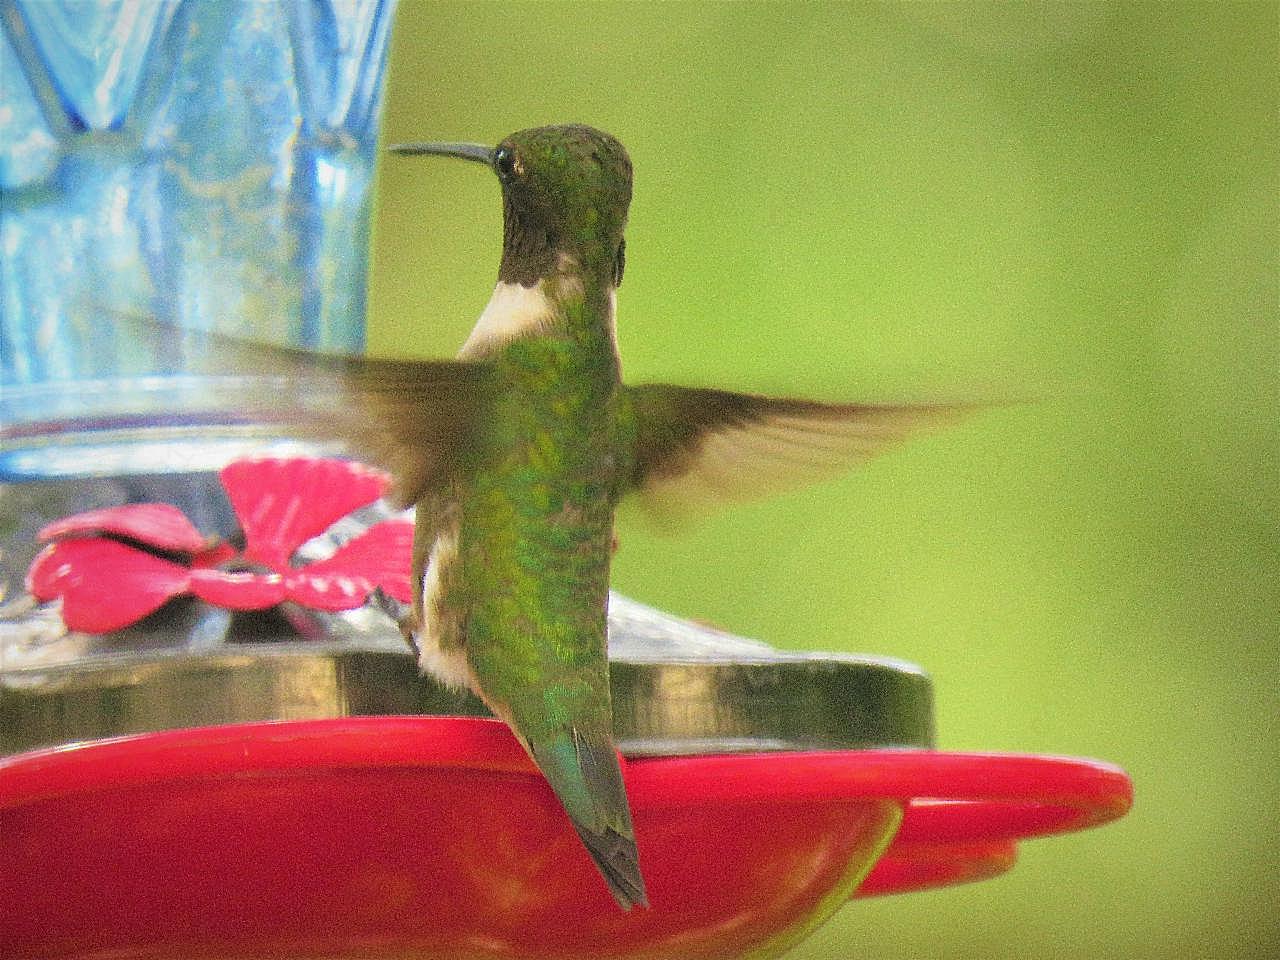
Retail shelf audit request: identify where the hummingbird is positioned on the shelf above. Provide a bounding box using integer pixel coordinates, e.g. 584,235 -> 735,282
170,124 -> 961,909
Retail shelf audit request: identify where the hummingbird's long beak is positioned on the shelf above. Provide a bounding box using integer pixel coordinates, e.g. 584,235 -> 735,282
388,141 -> 494,165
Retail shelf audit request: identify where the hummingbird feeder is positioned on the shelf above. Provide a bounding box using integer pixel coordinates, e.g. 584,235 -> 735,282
2,488 -> 1131,957
0,2 -> 1130,957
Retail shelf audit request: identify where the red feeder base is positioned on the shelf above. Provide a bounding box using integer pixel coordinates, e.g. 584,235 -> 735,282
0,717 -> 1132,959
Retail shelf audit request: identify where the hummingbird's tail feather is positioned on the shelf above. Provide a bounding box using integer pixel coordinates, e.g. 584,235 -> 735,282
569,815 -> 649,910
529,729 -> 648,910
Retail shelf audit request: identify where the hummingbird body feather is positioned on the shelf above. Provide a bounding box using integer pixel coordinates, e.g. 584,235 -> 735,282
412,257 -> 645,906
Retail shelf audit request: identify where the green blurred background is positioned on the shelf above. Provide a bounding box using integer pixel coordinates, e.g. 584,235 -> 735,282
368,3 -> 1277,958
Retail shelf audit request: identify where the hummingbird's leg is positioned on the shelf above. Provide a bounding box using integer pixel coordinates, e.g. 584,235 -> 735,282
397,610 -> 423,659
611,531 -> 620,554
369,587 -> 421,658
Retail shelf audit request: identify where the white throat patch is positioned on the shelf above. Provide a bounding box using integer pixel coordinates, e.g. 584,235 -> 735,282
459,282 -> 553,357
457,273 -> 619,360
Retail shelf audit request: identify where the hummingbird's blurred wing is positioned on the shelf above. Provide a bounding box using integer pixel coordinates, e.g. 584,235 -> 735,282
622,384 -> 966,512
277,350 -> 494,507
100,310 -> 494,506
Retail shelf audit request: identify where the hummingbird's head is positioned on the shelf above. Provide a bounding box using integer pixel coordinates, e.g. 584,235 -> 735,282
391,124 -> 632,289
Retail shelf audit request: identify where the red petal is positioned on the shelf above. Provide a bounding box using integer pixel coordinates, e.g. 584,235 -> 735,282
220,458 -> 391,571
26,539 -> 190,633
284,571 -> 376,612
298,520 -> 415,604
192,543 -> 238,568
190,569 -> 287,610
38,504 -> 209,553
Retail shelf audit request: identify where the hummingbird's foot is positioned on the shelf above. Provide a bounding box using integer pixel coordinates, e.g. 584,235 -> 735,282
611,532 -> 619,554
369,588 -> 421,658
397,613 -> 422,659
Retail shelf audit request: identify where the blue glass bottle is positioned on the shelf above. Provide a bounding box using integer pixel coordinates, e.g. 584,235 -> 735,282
1,0 -> 396,460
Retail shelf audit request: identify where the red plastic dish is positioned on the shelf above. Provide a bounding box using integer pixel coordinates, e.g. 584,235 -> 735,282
0,717 -> 1132,959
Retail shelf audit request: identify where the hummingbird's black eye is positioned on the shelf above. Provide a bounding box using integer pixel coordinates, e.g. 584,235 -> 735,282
494,146 -> 517,182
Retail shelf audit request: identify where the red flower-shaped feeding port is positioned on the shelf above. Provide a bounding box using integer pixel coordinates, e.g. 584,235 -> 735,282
26,457 -> 414,633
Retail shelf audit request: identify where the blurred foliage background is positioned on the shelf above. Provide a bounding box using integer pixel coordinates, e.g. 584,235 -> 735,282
369,3 -> 1276,958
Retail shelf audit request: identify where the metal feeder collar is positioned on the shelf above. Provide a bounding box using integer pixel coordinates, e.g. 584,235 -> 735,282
1,593 -> 935,759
